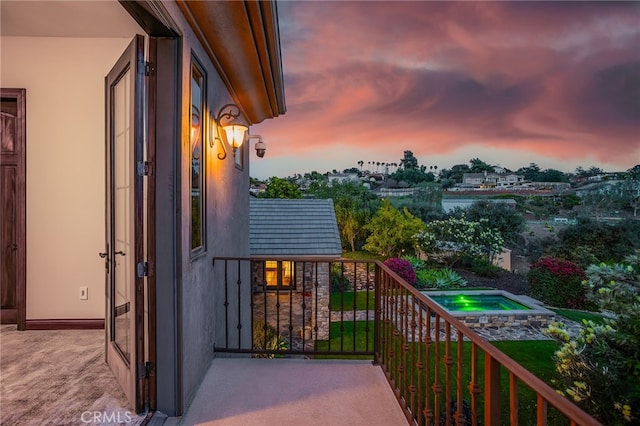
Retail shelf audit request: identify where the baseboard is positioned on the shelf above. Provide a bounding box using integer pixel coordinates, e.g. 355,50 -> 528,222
1,308 -> 17,324
25,318 -> 104,330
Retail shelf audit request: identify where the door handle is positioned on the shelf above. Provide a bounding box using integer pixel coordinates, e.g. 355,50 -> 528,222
99,252 -> 108,258
115,251 -> 126,256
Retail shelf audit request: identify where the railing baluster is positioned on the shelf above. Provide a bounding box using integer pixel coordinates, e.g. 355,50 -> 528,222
510,372 -> 519,425
485,353 -> 501,426
456,330 -> 464,426
262,260 -> 268,351
224,260 -> 229,349
301,261 -> 307,351
314,262 -> 319,343
236,260 -> 242,349
409,293 -> 417,422
399,286 -> 407,404
340,260 -> 345,353
249,260 -> 254,351
469,342 -> 480,426
352,261 -> 357,352
424,306 -> 433,425
416,298 -> 424,426
365,262 -> 371,352
275,261 -> 281,347
445,321 -> 452,426
537,395 -> 547,426
288,262 -> 294,347
433,314 -> 441,425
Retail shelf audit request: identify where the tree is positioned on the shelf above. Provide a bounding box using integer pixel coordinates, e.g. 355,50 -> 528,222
307,180 -> 381,251
579,184 -> 624,220
438,163 -> 471,184
363,200 -> 425,257
259,177 -> 302,199
539,168 -> 568,182
390,150 -> 434,185
399,150 -> 419,170
616,179 -> 640,217
551,218 -> 640,267
304,171 -> 327,182
342,167 -> 359,174
450,200 -> 525,247
415,216 -> 505,267
516,163 -> 541,181
469,158 -> 493,173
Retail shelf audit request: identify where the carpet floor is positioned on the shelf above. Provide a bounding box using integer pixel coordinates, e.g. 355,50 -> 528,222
0,325 -> 146,426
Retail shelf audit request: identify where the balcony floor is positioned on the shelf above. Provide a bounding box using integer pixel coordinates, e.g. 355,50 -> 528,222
179,357 -> 408,426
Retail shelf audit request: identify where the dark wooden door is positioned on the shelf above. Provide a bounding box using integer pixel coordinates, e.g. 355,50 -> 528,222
0,89 -> 26,329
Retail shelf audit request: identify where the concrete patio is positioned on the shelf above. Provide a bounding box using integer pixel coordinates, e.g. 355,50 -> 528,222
176,358 -> 408,426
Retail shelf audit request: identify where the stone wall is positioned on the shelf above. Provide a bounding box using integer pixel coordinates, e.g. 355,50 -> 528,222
341,261 -> 376,291
251,261 -> 331,346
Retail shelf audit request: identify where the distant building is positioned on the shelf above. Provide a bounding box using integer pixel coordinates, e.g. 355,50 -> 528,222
328,173 -> 360,185
376,188 -> 418,197
462,172 -> 524,189
441,198 -> 517,213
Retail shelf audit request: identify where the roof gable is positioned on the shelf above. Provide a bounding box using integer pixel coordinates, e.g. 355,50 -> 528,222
250,198 -> 342,258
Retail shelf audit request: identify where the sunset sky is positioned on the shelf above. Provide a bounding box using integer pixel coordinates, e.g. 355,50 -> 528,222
250,1 -> 640,180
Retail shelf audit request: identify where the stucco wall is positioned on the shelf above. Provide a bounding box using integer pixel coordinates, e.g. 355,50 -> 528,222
0,36 -> 138,320
164,1 -> 252,411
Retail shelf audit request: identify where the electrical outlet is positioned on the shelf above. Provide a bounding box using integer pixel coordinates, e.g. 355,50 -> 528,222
79,286 -> 88,300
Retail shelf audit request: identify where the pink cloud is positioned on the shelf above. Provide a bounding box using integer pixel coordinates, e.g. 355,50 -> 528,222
252,1 -> 640,178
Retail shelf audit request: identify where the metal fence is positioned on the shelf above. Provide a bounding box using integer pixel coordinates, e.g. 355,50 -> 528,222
212,257 -> 601,425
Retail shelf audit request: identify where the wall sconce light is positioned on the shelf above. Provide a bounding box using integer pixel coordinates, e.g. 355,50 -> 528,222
210,103 -> 248,160
247,134 -> 267,158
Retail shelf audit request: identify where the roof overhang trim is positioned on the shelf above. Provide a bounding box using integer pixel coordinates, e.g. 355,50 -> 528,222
176,0 -> 286,124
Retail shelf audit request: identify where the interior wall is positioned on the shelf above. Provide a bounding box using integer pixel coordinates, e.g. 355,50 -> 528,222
1,36 -> 136,319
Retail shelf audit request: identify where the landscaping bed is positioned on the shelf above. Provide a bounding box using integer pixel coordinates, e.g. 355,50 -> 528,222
456,268 -> 531,295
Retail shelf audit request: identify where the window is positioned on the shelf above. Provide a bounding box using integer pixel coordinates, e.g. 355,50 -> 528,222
265,261 -> 295,289
190,57 -> 206,253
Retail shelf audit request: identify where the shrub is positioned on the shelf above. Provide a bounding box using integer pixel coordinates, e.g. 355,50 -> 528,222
330,264 -> 352,293
253,320 -> 288,358
544,255 -> 640,423
528,257 -> 587,309
384,257 -> 416,285
468,256 -> 502,278
401,255 -> 425,272
416,268 -> 467,289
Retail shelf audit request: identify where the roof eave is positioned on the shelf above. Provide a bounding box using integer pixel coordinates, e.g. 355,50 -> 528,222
176,0 -> 286,124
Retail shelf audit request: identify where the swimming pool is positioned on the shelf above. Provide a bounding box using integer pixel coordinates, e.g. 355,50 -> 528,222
422,290 -> 555,328
428,293 -> 530,312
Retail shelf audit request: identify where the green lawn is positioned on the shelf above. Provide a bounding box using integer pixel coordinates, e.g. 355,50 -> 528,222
314,321 -> 374,360
550,308 -> 607,325
330,291 -> 376,311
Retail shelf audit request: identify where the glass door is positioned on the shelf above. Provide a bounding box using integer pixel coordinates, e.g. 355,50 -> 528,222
104,34 -> 146,413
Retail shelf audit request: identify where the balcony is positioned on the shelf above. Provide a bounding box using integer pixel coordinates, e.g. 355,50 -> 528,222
193,257 -> 601,425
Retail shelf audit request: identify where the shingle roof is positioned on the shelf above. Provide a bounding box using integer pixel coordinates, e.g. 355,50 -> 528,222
249,198 -> 342,258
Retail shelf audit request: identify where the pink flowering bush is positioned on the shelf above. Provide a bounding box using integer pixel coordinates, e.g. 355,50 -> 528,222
528,257 -> 587,309
384,257 -> 416,285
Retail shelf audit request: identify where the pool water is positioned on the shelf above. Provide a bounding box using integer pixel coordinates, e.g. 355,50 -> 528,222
429,294 -> 530,312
